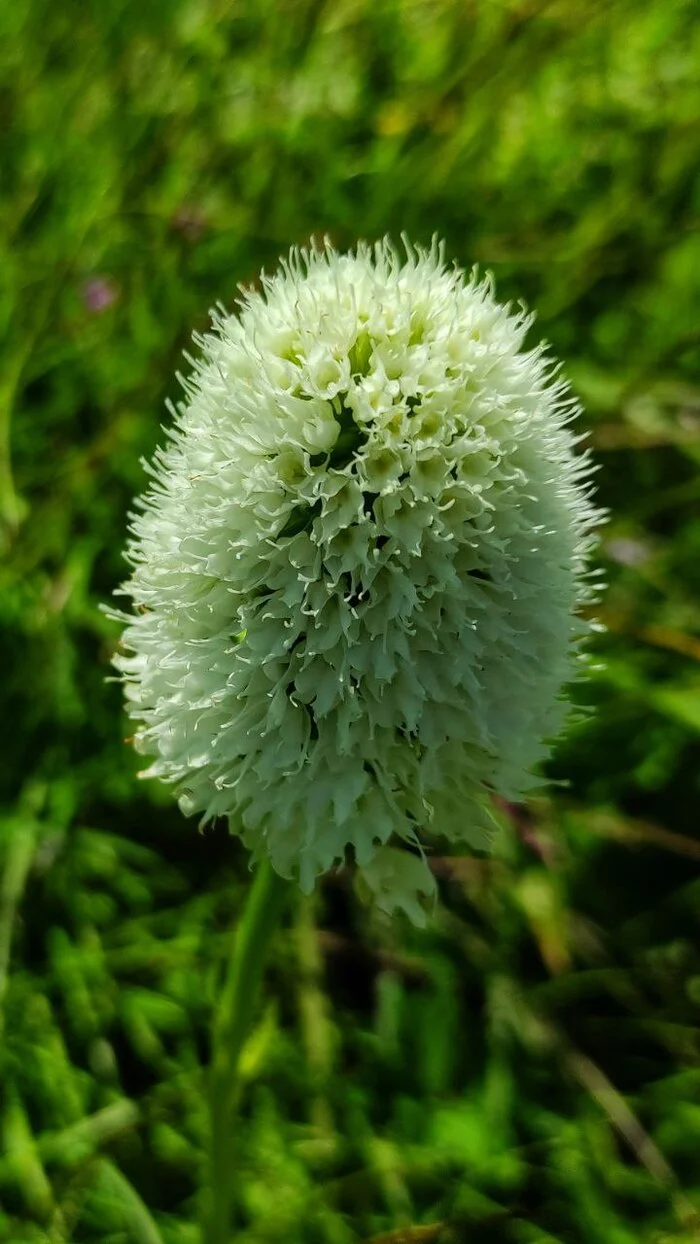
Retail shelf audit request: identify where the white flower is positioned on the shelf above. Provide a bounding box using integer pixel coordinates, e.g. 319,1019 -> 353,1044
110,238 -> 602,922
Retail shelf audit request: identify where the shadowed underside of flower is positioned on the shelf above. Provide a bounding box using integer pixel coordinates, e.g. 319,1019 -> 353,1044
110,237 -> 602,924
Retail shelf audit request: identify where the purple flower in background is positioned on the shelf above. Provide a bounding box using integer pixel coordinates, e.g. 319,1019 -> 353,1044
81,276 -> 118,314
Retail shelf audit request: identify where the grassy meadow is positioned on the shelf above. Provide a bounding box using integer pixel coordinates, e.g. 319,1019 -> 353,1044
1,0 -> 700,1240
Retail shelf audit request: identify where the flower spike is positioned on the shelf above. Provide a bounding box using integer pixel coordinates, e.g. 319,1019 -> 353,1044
110,238 -> 602,922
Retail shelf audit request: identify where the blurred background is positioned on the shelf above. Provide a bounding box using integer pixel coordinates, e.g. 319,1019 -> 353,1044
1,0 -> 700,1240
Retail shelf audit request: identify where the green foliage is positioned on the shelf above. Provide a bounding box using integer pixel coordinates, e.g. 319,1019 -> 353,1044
1,0 -> 700,1239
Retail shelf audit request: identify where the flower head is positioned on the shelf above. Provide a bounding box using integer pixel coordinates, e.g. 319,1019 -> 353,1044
111,238 -> 601,923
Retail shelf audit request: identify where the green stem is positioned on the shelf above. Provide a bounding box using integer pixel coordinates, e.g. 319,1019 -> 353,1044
0,820 -> 37,1037
203,860 -> 290,1244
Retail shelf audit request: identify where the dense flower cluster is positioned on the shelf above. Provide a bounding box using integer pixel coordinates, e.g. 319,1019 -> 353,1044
111,238 -> 601,922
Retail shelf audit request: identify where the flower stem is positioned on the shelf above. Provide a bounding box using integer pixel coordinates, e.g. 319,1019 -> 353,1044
203,859 -> 290,1244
